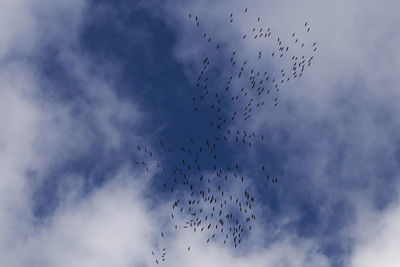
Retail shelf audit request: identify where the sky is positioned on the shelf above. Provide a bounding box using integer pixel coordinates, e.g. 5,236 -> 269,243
1,0 -> 400,266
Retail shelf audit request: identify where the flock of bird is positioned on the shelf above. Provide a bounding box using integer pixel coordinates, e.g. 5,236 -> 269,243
189,10 -> 317,129
134,8 -> 317,265
139,132 -> 276,263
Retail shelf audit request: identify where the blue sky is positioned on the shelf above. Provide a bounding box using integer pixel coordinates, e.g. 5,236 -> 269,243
1,0 -> 400,266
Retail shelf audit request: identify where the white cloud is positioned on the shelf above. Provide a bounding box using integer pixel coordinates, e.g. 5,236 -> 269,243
18,172 -> 155,267
350,192 -> 400,267
0,0 -> 148,266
